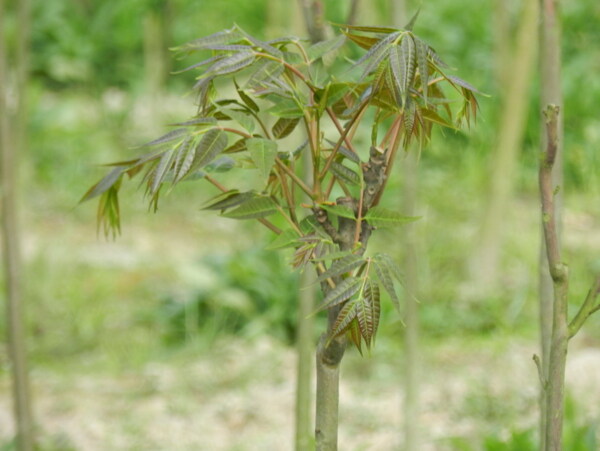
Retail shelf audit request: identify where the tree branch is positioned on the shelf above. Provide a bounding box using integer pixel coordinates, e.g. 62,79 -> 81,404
568,276 -> 600,339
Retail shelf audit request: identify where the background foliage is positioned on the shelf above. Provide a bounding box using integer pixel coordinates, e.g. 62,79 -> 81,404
1,0 -> 599,449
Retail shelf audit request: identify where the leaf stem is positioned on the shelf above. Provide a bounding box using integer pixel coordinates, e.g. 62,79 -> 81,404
276,157 -> 314,199
204,174 -> 282,235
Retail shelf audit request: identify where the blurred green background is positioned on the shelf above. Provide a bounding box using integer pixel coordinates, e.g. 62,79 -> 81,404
1,0 -> 599,449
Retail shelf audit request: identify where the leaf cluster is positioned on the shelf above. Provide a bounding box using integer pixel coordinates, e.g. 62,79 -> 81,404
82,20 -> 478,350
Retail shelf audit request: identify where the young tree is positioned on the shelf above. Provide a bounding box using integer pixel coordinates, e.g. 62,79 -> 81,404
1,0 -> 35,449
535,106 -> 600,451
83,17 -> 477,449
538,0 -> 563,446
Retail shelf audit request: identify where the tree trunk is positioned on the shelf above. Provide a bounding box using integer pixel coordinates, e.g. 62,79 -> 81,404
1,0 -> 35,448
539,106 -> 567,451
469,0 -> 539,291
315,308 -> 346,451
538,1 -> 563,447
493,0 -> 511,92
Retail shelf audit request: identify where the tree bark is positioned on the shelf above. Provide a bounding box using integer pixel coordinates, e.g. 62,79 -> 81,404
1,0 -> 35,448
538,1 -> 563,447
469,0 -> 538,290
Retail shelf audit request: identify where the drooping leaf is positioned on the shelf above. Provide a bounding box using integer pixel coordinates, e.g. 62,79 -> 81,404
356,295 -> 374,347
272,117 -> 301,139
320,204 -> 356,220
330,162 -> 360,185
247,138 -> 278,181
331,299 -> 358,338
414,37 -> 429,103
375,253 -> 404,282
317,255 -> 365,282
234,80 -> 259,113
317,277 -> 362,312
364,279 -> 381,342
205,156 -> 235,173
240,31 -> 284,58
355,32 -> 401,80
80,167 -> 124,202
420,108 -> 456,129
446,75 -> 482,94
364,206 -> 420,228
150,147 -> 177,195
173,56 -> 224,74
193,128 -> 228,169
221,195 -> 278,219
372,259 -> 400,311
348,318 -> 363,354
202,190 -> 254,211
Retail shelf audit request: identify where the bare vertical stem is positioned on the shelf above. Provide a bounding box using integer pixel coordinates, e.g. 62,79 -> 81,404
540,105 -> 567,451
1,0 -> 35,448
538,1 -> 563,447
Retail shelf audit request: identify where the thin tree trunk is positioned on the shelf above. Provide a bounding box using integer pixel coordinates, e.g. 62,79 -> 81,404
538,0 -> 563,447
469,0 -> 538,290
389,3 -> 420,449
346,0 -> 360,26
1,0 -> 35,448
539,106 -> 567,451
402,149 -> 420,451
493,0 -> 511,92
298,0 -> 327,43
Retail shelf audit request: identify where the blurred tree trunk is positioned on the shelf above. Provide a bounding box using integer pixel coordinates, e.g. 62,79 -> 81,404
298,0 -> 328,43
493,0 -> 511,92
287,2 -> 318,448
1,0 -> 35,449
143,1 -> 170,119
390,2 -> 420,449
469,0 -> 538,291
538,0 -> 563,448
346,0 -> 360,25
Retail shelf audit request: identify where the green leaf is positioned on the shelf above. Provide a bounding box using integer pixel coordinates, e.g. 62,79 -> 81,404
389,34 -> 416,106
170,117 -> 217,127
234,80 -> 259,112
355,32 -> 400,80
223,138 -> 247,154
421,108 -> 456,129
142,128 -> 188,147
178,27 -> 244,51
364,206 -> 420,228
246,60 -> 284,89
266,228 -> 301,250
150,147 -> 177,195
415,38 -> 429,103
219,107 -> 255,134
372,260 -> 400,311
247,138 -> 278,181
193,128 -> 228,169
202,190 -> 254,211
334,23 -> 399,34
272,117 -> 301,139
320,204 -> 356,220
173,136 -> 198,183
317,255 -> 365,282
342,31 -> 379,50
206,52 -> 256,76
317,277 -> 362,312
80,167 -> 124,202
375,253 -> 403,282
307,34 -> 346,61
364,280 -> 381,342
404,8 -> 421,31
446,75 -> 482,94
330,162 -> 360,185
267,97 -> 304,118
221,195 -> 278,220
